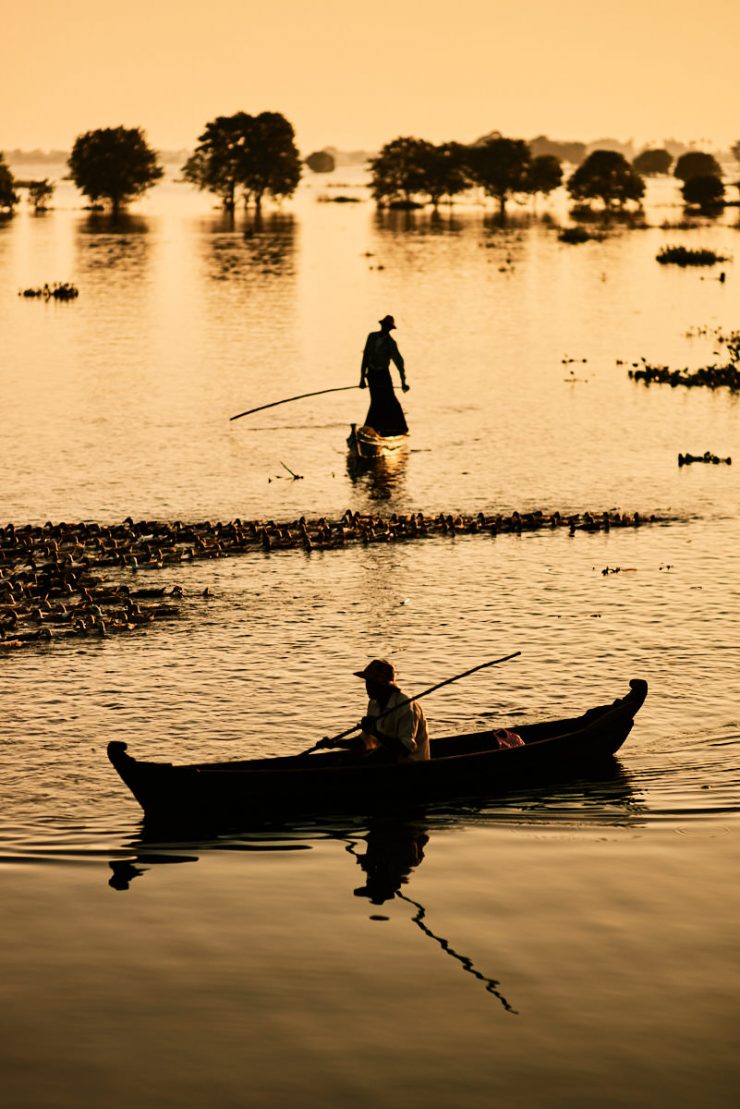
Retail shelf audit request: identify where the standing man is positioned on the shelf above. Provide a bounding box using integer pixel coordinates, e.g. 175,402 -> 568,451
360,315 -> 410,436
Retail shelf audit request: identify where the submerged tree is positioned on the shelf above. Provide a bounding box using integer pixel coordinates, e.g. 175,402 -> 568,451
68,127 -> 162,215
0,153 -> 19,212
682,174 -> 725,210
567,150 -> 645,209
419,142 -> 469,208
368,137 -> 433,206
466,137 -> 531,214
28,179 -> 54,211
633,148 -> 673,175
524,154 -> 563,200
240,112 -> 302,211
674,151 -> 722,183
184,111 -> 301,212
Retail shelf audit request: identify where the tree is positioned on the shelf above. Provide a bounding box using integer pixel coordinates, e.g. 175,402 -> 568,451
466,136 -> 531,213
732,140 -> 740,164
68,127 -> 162,215
567,150 -> 645,208
368,137 -> 433,206
418,142 -> 469,208
305,150 -> 335,173
682,174 -> 725,210
28,179 -> 54,210
633,149 -> 673,175
524,154 -> 563,199
240,112 -> 302,211
184,111 -> 301,212
0,153 -> 19,212
674,151 -> 722,183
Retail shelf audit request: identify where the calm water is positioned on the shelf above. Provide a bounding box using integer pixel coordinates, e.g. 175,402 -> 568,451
2,168 -> 739,1107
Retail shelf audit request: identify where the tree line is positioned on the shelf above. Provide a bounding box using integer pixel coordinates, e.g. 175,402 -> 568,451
0,116 -> 737,216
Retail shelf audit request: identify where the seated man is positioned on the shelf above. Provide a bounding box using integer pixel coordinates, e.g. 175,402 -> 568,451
319,658 -> 430,762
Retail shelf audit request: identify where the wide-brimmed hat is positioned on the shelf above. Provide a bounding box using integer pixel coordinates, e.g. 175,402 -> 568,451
354,658 -> 395,683
378,315 -> 396,329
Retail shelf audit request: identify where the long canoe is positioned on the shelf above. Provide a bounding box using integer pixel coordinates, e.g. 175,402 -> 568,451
347,423 -> 408,459
107,678 -> 648,822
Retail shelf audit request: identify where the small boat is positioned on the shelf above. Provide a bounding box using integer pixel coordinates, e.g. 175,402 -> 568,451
107,679 -> 647,822
348,423 -> 408,460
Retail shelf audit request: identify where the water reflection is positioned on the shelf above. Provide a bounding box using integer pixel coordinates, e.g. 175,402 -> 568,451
202,212 -> 297,282
345,443 -> 408,500
343,816 -> 518,1013
74,213 -> 152,279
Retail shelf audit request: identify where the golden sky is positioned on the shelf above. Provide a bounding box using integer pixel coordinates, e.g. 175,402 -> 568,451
5,0 -> 738,152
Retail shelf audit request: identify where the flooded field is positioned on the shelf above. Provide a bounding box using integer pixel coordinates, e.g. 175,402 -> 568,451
1,169 -> 739,1107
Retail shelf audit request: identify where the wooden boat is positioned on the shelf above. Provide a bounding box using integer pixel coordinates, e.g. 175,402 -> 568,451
347,423 -> 408,460
107,679 -> 647,822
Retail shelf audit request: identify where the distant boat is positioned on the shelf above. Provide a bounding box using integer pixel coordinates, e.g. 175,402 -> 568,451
347,422 -> 409,460
107,679 -> 648,823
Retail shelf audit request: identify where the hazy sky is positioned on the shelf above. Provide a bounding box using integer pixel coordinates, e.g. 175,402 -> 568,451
5,0 -> 739,152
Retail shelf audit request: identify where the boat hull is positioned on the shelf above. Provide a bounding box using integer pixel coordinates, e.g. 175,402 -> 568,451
348,424 -> 408,459
108,679 -> 648,823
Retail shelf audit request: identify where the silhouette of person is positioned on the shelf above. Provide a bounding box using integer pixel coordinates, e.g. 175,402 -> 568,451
353,818 -> 429,904
360,315 -> 410,435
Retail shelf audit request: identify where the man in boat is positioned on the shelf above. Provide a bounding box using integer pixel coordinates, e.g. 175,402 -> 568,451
359,315 -> 410,436
318,658 -> 430,761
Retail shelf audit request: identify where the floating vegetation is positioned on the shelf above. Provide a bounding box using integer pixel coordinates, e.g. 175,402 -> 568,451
656,245 -> 729,267
18,281 -> 79,300
630,362 -> 740,391
317,194 -> 361,203
629,328 -> 740,391
678,451 -> 732,466
558,226 -> 601,244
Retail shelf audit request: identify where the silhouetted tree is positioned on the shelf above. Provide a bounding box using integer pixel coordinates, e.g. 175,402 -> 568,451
732,140 -> 740,164
0,153 -> 19,212
28,179 -> 54,210
466,136 -> 530,214
240,112 -> 302,211
68,127 -> 162,215
305,150 -> 335,173
419,142 -> 469,208
567,150 -> 645,209
184,111 -> 301,212
633,149 -> 673,175
682,174 -> 725,210
369,137 -> 432,206
674,151 -> 722,183
524,154 -> 563,199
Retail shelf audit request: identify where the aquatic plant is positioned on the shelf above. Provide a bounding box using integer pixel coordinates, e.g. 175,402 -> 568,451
18,282 -> 79,301
558,226 -> 596,244
656,245 -> 728,266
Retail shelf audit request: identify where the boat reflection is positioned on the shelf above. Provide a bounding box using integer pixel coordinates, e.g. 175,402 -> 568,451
107,766 -> 643,1011
346,443 -> 408,500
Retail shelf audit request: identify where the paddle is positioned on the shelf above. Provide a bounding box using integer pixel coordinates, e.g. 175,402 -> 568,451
301,651 -> 521,756
230,385 -> 360,422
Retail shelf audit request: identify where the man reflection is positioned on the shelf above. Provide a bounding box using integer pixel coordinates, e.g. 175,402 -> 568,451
353,818 -> 429,904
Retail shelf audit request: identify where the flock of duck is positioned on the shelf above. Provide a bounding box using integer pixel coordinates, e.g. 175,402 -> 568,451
0,510 -> 660,651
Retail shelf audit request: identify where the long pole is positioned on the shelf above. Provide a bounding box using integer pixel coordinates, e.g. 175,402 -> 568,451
301,651 -> 521,755
230,385 -> 360,422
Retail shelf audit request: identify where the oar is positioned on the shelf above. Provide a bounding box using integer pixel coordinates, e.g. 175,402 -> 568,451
230,385 -> 360,422
301,651 -> 521,756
